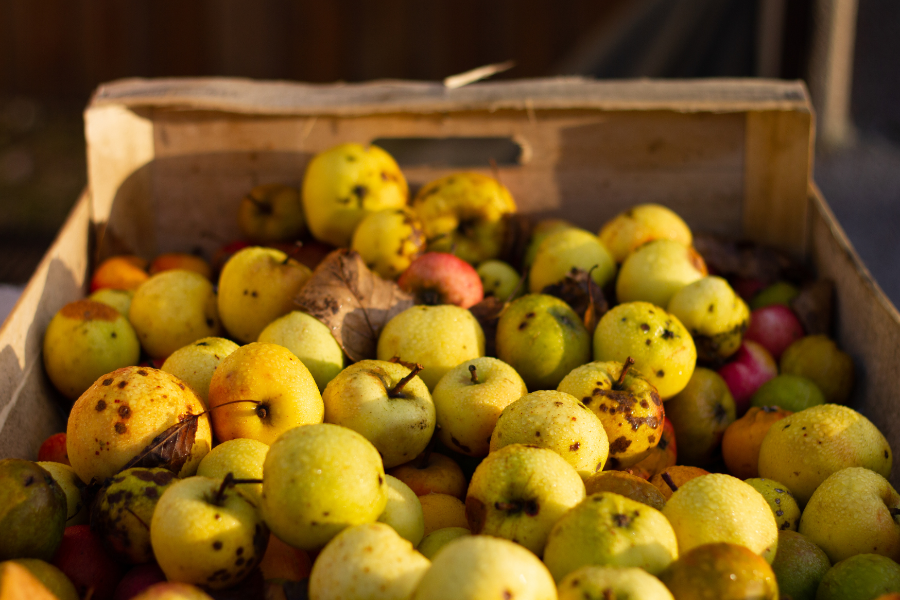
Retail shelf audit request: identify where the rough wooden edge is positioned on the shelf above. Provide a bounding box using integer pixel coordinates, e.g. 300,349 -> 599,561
87,76 -> 812,116
743,109 -> 814,259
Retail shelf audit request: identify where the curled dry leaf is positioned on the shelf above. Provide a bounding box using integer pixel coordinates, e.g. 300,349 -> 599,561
541,267 -> 609,335
121,413 -> 200,475
693,233 -> 807,285
791,278 -> 835,336
498,212 -> 534,271
468,296 -> 507,358
294,249 -> 415,362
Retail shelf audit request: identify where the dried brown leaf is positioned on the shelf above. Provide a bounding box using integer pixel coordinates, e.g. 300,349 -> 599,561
294,249 -> 415,362
791,279 -> 835,336
693,233 -> 807,285
498,213 -> 535,271
541,268 -> 609,336
468,296 -> 507,357
121,413 -> 200,474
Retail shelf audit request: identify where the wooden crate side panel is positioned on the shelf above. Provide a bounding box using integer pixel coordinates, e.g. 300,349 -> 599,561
808,187 -> 900,484
96,109 -> 747,259
0,194 -> 92,459
744,110 -> 813,258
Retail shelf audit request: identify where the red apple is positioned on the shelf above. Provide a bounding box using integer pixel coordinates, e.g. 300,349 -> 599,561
398,252 -> 484,309
52,525 -> 125,600
37,432 -> 69,465
717,340 -> 778,417
743,305 -> 805,360
113,563 -> 167,600
732,277 -> 765,302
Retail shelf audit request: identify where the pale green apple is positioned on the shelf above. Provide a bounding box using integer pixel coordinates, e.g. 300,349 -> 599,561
817,554 -> 900,600
799,467 -> 900,564
558,565 -> 675,600
88,287 -> 134,316
261,423 -> 388,550
411,172 -> 517,265
593,301 -> 696,399
616,239 -> 707,308
476,259 -> 522,301
42,299 -> 140,401
257,311 -> 345,392
216,246 -> 312,343
758,403 -> 892,507
150,476 -> 268,589
35,461 -> 87,526
129,269 -> 222,359
465,443 -> 585,556
770,530 -> 831,600
489,390 -> 609,478
197,438 -> 269,507
66,366 -> 212,483
662,473 -> 779,563
377,304 -> 485,391
302,143 -> 408,248
431,356 -> 527,457
416,527 -> 470,560
667,275 -> 749,363
523,218 -> 575,270
238,183 -> 305,243
161,336 -> 240,406
351,207 -> 426,279
780,335 -> 855,405
598,203 -> 693,264
544,492 -> 679,582
92,467 -> 178,564
528,227 -> 616,293
322,359 -> 435,468
377,475 -> 425,546
495,294 -> 591,391
207,342 -> 323,446
411,535 -> 557,600
308,522 -> 430,600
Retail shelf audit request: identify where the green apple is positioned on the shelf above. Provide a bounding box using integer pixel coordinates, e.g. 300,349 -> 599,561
416,527 -> 470,560
411,172 -> 517,265
197,438 -> 269,507
816,554 -> 900,600
476,259 -> 522,301
543,492 -> 679,581
557,359 -> 663,469
237,183 -> 305,243
207,342 -> 323,446
308,522 -> 430,600
411,535 -> 557,600
150,476 -> 268,589
799,467 -> 900,564
257,310 -> 345,392
495,293 -> 591,391
35,461 -> 87,526
489,390 -> 609,478
261,423 -> 387,550
757,403 -> 892,507
598,203 -> 693,264
750,281 -> 800,309
377,475 -> 425,546
216,246 -> 313,343
88,287 -> 133,316
523,218 -> 575,270
42,299 -> 140,401
780,335 -> 855,404
663,473 -> 779,563
616,239 -> 707,308
377,304 -> 485,390
0,459 -> 66,561
667,276 -> 749,363
431,356 -> 528,457
129,269 -> 222,359
465,443 -> 585,556
91,467 -> 177,564
662,367 -> 736,467
528,228 -> 616,293
302,142 -> 408,248
745,478 -> 801,532
322,359 -> 435,468
66,366 -> 212,483
770,530 -> 831,600
750,374 -> 825,412
593,301 -> 697,399
350,207 -> 427,279
558,565 -> 675,600
160,336 -> 240,406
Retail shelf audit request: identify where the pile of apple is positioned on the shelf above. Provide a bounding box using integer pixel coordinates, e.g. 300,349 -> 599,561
5,141 -> 900,600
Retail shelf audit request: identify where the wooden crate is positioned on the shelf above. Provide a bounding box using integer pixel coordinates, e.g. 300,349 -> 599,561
1,77 -> 898,482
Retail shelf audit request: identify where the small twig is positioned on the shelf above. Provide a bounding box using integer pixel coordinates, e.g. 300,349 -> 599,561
614,357 -> 635,391
661,472 -> 678,493
469,364 -> 479,383
389,363 -> 424,398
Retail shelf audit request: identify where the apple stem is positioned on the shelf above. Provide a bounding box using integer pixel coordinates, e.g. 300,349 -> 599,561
613,357 -> 635,391
469,364 -> 478,383
247,195 -> 272,215
389,363 -> 424,398
213,472 -> 264,505
661,472 -> 678,493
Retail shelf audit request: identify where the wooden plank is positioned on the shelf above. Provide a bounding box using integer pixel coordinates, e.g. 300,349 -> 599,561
743,109 -> 813,257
